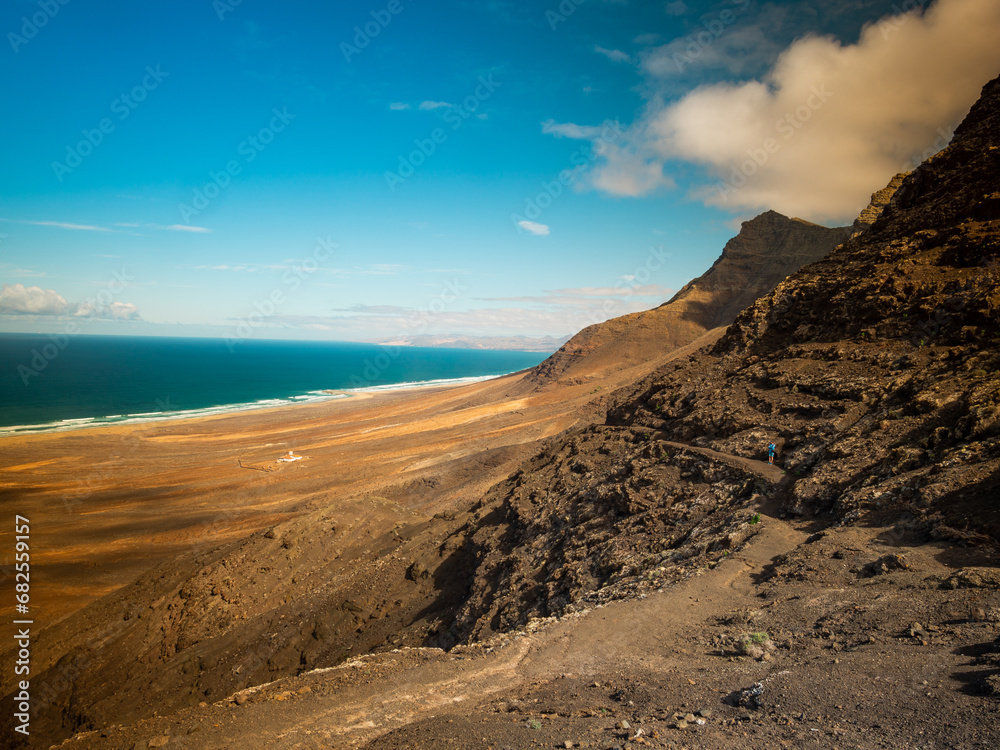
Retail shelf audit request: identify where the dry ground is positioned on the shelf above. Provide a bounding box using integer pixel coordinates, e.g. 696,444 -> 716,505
51,499 -> 1000,750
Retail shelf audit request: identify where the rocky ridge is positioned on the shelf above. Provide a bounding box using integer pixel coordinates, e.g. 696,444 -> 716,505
526,212 -> 851,387
851,171 -> 910,236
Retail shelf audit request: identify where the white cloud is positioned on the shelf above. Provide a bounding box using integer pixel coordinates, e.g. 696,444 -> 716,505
595,46 -> 633,63
0,218 -> 116,232
665,1 -> 687,16
31,220 -> 113,232
163,224 -> 211,233
389,102 -> 411,110
0,284 -> 141,320
589,142 -> 675,196
2,218 -> 209,234
419,100 -> 453,110
0,284 -> 68,315
115,222 -> 211,233
72,301 -> 141,320
517,220 -> 550,236
540,118 -> 671,195
541,119 -> 606,140
584,0 -> 1000,222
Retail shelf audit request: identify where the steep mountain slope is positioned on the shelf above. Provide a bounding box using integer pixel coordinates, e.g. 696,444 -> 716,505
453,74 -> 1000,641
527,212 -> 851,387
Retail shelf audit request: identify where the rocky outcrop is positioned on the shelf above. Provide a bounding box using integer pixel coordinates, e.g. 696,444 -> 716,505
527,212 -> 850,387
452,430 -> 776,639
851,172 -> 910,237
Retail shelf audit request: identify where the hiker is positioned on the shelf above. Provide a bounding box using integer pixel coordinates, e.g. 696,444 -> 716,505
768,442 -> 776,465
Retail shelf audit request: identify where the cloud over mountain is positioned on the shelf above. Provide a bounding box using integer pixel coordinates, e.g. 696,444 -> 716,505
583,0 -> 1000,223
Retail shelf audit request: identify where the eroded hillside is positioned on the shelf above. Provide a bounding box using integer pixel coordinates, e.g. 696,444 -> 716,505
453,74 -> 1000,640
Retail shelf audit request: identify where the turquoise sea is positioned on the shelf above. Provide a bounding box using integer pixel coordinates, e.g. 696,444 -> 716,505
0,334 -> 548,437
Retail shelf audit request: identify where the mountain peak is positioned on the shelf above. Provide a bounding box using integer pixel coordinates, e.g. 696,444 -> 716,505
524,211 -> 850,389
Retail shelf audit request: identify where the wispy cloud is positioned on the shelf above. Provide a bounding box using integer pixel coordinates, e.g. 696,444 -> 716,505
0,218 -> 116,232
419,100 -> 453,111
389,102 -> 411,110
641,25 -> 777,78
634,32 -> 662,45
327,304 -> 411,316
541,120 -> 608,140
352,263 -> 410,275
0,218 -> 211,234
258,280 -> 674,339
72,300 -> 141,320
115,222 -> 212,233
517,220 -> 550,236
480,283 -> 674,306
193,261 -> 391,276
164,224 -> 211,233
0,264 -> 46,278
595,46 -> 633,64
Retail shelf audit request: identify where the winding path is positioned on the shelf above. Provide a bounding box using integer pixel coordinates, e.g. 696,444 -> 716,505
58,438 -> 813,749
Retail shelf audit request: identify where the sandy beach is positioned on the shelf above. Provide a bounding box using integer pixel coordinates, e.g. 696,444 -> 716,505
0,371 -> 605,626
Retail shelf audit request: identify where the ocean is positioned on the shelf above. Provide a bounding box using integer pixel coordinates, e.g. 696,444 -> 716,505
0,334 -> 548,437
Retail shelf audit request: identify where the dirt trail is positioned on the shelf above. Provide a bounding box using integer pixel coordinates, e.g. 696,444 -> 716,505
660,439 -> 787,486
56,481 -> 814,750
516,505 -> 808,681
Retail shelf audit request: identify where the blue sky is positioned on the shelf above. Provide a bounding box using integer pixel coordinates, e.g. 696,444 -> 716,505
1,0 -> 998,342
